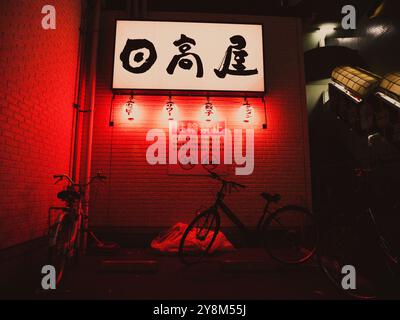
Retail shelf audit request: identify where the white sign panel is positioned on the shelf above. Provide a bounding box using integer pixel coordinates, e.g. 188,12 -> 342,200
112,20 -> 265,92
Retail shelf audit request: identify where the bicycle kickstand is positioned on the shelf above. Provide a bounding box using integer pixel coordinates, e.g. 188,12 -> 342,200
85,228 -> 120,252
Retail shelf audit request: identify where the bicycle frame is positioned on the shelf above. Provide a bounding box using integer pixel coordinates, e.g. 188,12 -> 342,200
352,166 -> 399,269
48,207 -> 68,247
48,205 -> 83,256
212,184 -> 273,236
364,208 -> 399,266
48,178 -> 90,255
47,173 -> 109,285
179,170 -> 319,266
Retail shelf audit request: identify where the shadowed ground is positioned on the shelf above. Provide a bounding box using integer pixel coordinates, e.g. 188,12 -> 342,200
2,248 -> 348,300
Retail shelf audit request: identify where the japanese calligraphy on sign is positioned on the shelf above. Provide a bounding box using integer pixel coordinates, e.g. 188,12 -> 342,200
113,21 -> 265,92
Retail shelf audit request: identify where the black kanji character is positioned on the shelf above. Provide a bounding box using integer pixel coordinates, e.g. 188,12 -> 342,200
120,39 -> 157,73
167,34 -> 204,78
214,35 -> 258,78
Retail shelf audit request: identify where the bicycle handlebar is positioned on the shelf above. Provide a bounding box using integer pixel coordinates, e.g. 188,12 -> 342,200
53,174 -> 74,185
206,169 -> 246,189
232,181 -> 246,189
53,173 -> 107,187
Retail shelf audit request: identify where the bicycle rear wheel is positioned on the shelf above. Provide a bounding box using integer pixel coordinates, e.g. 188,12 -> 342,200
179,208 -> 220,265
263,206 -> 318,264
49,215 -> 72,286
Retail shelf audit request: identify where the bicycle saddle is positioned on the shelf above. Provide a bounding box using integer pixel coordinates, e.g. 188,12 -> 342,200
57,190 -> 81,202
261,192 -> 281,203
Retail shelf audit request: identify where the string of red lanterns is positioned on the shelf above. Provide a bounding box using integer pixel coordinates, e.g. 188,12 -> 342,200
124,95 -> 255,123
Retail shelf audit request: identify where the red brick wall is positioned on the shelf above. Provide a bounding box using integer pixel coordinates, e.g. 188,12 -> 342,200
0,0 -> 81,249
89,12 -> 311,228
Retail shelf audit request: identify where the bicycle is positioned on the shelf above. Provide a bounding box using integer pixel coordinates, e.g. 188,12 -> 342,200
178,170 -> 319,265
48,173 -> 116,285
317,166 -> 400,299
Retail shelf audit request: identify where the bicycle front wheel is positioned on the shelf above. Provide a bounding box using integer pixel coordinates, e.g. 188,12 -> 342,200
263,206 -> 319,265
179,208 -> 221,265
49,215 -> 72,286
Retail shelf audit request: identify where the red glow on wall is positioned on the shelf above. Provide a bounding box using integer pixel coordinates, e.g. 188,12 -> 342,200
0,0 -> 82,249
89,15 -> 311,229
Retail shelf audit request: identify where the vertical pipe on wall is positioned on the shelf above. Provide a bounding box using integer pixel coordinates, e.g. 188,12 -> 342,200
71,0 -> 88,181
82,0 -> 102,252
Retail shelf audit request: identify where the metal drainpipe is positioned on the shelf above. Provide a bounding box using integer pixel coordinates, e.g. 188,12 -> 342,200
82,0 -> 102,253
70,0 -> 88,181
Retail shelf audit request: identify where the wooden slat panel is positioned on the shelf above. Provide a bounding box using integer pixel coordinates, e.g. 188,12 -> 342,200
331,66 -> 380,99
379,72 -> 400,102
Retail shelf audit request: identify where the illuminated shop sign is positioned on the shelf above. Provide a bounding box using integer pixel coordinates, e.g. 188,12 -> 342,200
112,20 -> 265,92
